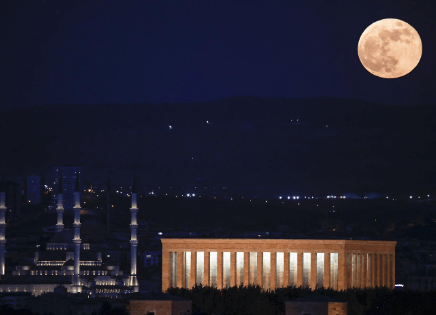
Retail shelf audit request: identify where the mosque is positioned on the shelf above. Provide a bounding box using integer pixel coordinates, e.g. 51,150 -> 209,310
0,173 -> 139,297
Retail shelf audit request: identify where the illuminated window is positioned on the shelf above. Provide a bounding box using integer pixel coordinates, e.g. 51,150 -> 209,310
276,252 -> 284,288
223,252 -> 231,288
183,252 -> 191,288
249,252 -> 257,285
236,252 -> 244,287
289,253 -> 297,287
302,253 -> 311,288
316,253 -> 324,288
263,252 -> 271,290
170,252 -> 177,287
196,252 -> 204,285
330,253 -> 338,290
210,252 -> 217,288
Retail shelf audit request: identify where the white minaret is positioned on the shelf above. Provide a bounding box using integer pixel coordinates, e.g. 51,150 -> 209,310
129,176 -> 139,292
72,172 -> 82,293
0,181 -> 6,276
55,175 -> 64,233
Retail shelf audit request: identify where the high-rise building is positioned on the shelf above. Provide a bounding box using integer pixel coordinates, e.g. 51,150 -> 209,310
26,175 -> 42,205
5,181 -> 22,219
51,167 -> 82,210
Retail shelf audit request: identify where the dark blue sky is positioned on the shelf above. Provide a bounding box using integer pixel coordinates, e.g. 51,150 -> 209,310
1,0 -> 435,109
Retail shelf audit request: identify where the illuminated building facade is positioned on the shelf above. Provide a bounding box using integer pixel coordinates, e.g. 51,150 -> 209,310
161,239 -> 396,292
0,176 -> 140,297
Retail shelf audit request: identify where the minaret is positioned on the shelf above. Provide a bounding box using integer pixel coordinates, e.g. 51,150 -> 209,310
0,179 -> 7,276
55,175 -> 64,233
106,176 -> 111,238
129,176 -> 139,292
72,172 -> 82,293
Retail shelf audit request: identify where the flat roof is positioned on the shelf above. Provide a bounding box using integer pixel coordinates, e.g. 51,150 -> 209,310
161,238 -> 397,245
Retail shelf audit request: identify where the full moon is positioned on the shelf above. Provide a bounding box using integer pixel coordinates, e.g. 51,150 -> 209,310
358,18 -> 422,78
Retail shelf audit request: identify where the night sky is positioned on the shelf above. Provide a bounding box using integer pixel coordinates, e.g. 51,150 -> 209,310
1,0 -> 435,110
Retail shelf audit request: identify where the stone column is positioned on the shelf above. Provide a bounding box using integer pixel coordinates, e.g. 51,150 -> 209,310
324,252 -> 330,289
190,251 -> 197,287
355,253 -> 362,288
284,252 -> 289,288
387,254 -> 391,289
177,251 -> 183,288
270,252 -> 276,291
377,254 -> 381,287
161,249 -> 170,292
362,253 -> 367,288
217,251 -> 223,289
204,251 -> 210,286
392,252 -> 396,289
310,253 -> 317,289
230,252 -> 236,287
371,253 -> 375,288
297,252 -> 303,287
382,254 -> 387,287
257,252 -> 263,288
243,252 -> 249,286
337,251 -> 347,291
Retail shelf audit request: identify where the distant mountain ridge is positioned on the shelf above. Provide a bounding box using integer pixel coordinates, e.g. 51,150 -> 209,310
1,96 -> 435,194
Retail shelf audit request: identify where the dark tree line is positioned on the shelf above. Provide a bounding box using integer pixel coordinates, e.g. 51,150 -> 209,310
167,285 -> 436,315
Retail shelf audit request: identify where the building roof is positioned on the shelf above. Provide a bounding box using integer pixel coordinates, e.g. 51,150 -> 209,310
17,259 -> 32,266
103,258 -> 120,266
47,229 -> 74,244
80,250 -> 98,261
129,292 -> 191,301
39,251 -> 66,261
286,293 -> 346,303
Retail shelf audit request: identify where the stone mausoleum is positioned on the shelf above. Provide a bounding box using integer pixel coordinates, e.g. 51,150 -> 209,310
161,238 -> 396,292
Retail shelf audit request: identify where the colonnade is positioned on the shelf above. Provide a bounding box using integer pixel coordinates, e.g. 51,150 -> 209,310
161,239 -> 396,292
